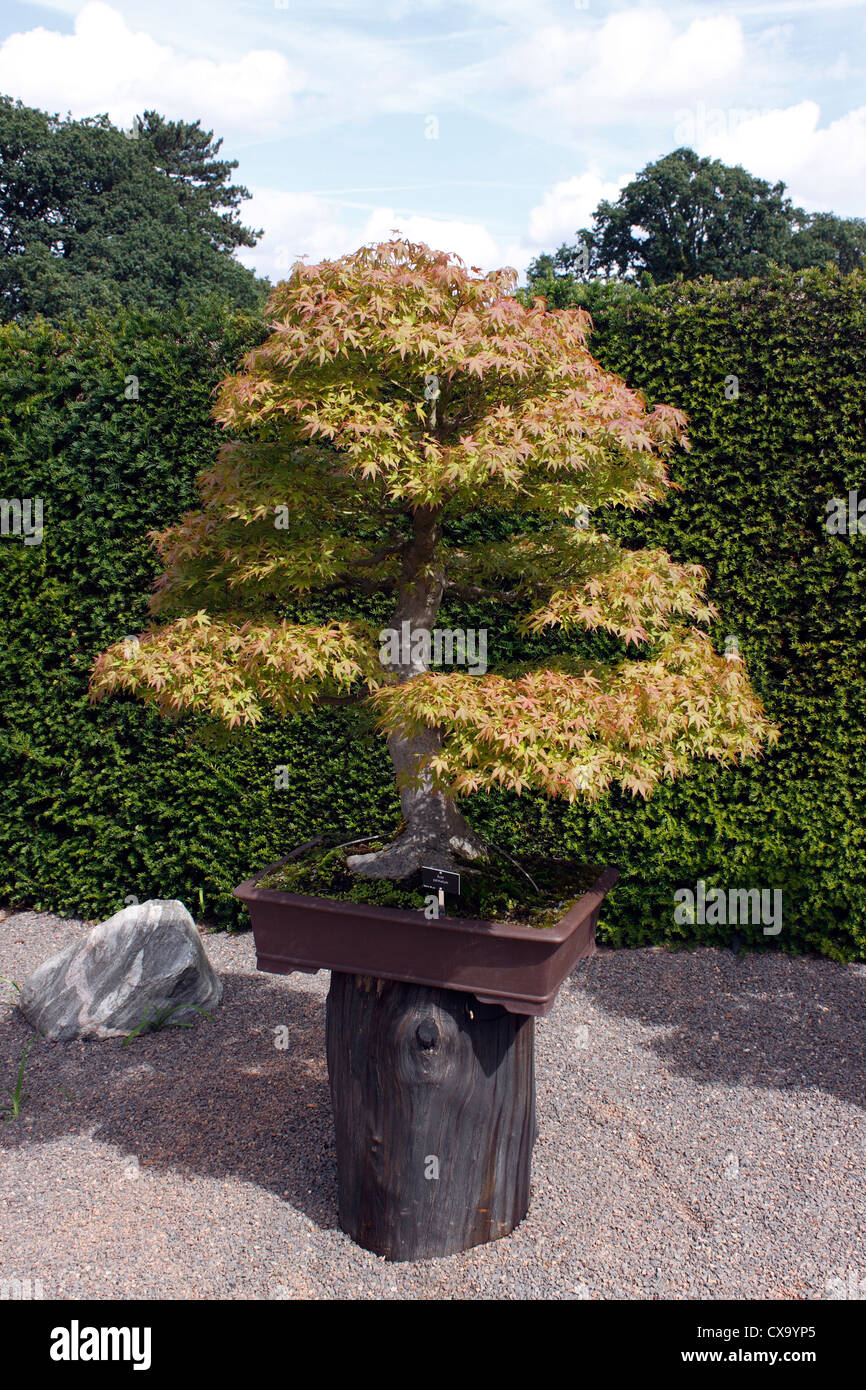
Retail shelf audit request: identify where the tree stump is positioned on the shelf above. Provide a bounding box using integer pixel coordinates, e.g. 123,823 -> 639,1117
326,971 -> 536,1261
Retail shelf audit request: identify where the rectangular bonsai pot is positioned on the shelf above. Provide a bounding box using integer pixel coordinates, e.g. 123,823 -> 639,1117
234,859 -> 619,1017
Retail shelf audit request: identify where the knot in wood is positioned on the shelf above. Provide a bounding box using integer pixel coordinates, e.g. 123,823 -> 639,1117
415,1018 -> 439,1050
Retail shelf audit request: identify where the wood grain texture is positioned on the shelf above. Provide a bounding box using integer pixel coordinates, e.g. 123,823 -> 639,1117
326,970 -> 536,1261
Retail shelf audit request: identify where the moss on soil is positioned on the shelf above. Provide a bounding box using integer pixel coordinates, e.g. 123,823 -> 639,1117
257,837 -> 601,929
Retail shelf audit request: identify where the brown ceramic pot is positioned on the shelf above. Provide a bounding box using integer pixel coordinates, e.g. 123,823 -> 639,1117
234,845 -> 619,1016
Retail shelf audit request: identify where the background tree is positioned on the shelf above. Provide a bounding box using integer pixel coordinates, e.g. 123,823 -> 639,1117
527,148 -> 866,300
134,111 -> 258,257
90,240 -> 775,882
784,211 -> 866,276
0,96 -> 265,322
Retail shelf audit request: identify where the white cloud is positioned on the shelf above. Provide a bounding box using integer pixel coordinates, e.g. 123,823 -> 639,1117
6,0 -> 861,285
0,1 -> 305,136
360,208 -> 504,272
0,0 -> 438,139
236,170 -> 640,286
235,192 -> 512,283
234,188 -> 355,282
589,12 -> 744,100
492,8 -> 745,132
525,171 -> 625,248
699,101 -> 866,215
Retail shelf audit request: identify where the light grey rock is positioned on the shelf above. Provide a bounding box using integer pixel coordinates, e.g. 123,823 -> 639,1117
19,900 -> 222,1041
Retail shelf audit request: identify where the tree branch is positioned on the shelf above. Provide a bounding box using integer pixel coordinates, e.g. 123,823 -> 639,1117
444,580 -> 525,603
331,572 -> 397,595
316,692 -> 369,707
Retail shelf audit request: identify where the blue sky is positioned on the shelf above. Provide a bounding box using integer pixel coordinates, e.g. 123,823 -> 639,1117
1,0 -> 864,280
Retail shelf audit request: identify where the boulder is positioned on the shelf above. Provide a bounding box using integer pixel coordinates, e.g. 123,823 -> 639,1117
19,899 -> 222,1041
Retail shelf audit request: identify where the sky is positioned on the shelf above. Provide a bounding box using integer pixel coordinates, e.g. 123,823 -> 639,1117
0,0 -> 864,282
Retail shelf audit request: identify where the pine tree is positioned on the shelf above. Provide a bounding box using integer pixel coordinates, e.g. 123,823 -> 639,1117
0,97 -> 263,322
90,240 -> 776,881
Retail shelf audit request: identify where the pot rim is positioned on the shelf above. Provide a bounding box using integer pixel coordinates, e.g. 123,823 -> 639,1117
234,851 -> 619,942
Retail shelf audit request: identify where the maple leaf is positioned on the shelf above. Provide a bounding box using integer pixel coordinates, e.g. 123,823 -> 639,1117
90,239 -> 775,827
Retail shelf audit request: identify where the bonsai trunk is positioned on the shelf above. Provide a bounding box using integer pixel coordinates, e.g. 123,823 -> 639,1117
348,724 -> 486,880
347,504 -> 486,881
330,508 -> 537,1262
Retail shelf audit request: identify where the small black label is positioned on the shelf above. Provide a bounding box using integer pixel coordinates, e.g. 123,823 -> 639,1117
421,866 -> 461,895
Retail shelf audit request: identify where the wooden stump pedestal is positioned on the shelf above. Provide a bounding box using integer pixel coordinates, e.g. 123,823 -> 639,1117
326,970 -> 537,1261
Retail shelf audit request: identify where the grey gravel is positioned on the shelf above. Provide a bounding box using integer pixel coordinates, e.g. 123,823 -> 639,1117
1,905 -> 864,1301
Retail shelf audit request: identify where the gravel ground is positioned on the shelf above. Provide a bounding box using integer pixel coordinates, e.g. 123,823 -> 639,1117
1,905 -> 864,1301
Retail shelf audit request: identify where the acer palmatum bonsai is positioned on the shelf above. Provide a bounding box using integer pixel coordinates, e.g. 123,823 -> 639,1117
90,239 -> 776,885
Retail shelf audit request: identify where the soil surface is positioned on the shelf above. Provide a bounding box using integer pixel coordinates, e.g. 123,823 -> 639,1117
257,837 -> 600,927
1,905 -> 864,1300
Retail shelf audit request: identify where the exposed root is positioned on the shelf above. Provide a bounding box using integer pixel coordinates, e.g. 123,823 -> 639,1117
347,821 -> 487,882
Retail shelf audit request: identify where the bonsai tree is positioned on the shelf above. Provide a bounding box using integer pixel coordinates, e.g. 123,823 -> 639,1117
90,238 -> 775,882
89,239 -> 779,1262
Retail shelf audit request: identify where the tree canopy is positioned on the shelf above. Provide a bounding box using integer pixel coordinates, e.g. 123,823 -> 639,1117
0,97 -> 265,322
527,148 -> 866,299
91,240 -> 775,878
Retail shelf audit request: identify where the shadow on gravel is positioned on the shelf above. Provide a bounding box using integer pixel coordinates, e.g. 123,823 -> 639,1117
0,974 -> 338,1228
569,948 -> 866,1111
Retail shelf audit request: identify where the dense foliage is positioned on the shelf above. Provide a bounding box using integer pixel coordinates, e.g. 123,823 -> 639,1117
0,98 -> 265,322
554,265 -> 866,959
1,266 -> 863,957
91,241 -> 771,818
527,148 -> 866,295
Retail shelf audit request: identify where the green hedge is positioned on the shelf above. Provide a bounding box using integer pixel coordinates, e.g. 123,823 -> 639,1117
1,269 -> 864,956
554,266 -> 866,959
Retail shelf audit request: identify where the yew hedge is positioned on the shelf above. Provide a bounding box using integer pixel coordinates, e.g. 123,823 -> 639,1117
0,267 -> 863,956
